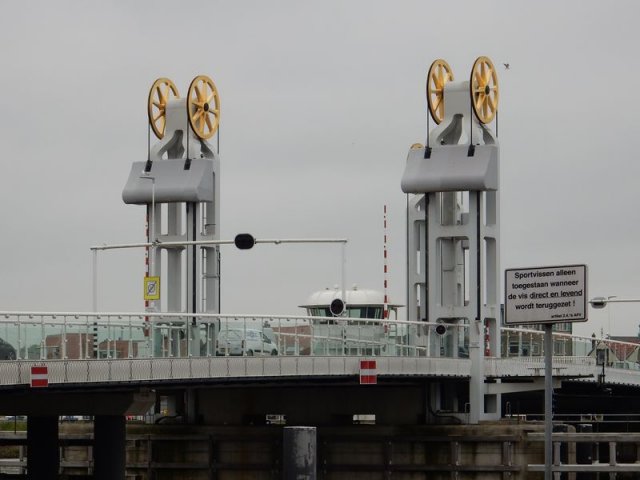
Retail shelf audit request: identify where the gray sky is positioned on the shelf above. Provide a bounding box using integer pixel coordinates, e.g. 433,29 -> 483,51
1,0 -> 639,337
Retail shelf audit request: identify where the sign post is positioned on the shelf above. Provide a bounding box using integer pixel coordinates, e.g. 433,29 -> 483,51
504,264 -> 588,480
543,323 -> 553,480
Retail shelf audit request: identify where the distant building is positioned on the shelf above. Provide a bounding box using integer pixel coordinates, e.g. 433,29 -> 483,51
97,339 -> 139,359
270,325 -> 311,356
45,334 -> 92,359
44,334 -> 138,359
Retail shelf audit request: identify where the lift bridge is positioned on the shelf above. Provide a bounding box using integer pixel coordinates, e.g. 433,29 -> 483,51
1,314 -> 640,479
3,65 -> 640,479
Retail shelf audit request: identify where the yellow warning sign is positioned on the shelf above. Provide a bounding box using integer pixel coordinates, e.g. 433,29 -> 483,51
144,276 -> 160,301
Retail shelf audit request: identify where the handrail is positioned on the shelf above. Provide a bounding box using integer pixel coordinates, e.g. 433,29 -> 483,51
502,326 -> 638,347
0,311 -> 467,328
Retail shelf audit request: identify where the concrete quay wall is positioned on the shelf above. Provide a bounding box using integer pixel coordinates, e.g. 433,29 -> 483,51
1,422 -> 552,479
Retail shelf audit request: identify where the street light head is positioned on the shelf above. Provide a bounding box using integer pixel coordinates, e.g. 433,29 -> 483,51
589,297 -> 608,309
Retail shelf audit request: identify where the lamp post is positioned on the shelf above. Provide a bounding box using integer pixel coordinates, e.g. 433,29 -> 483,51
606,295 -> 617,337
596,342 -> 607,384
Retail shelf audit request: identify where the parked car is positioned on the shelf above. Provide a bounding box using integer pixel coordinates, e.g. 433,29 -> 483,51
4,416 -> 26,421
60,415 -> 84,422
216,328 -> 278,356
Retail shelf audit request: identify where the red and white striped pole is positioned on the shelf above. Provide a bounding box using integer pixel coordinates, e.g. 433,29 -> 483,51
484,319 -> 491,356
383,205 -> 389,319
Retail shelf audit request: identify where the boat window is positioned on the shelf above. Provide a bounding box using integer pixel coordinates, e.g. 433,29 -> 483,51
308,306 -> 385,322
309,308 -> 332,317
347,307 -> 382,319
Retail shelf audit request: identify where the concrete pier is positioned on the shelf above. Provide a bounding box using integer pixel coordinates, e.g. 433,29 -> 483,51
27,415 -> 59,479
94,415 -> 126,480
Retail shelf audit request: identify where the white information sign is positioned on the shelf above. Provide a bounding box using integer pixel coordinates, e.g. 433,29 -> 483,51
504,264 -> 588,325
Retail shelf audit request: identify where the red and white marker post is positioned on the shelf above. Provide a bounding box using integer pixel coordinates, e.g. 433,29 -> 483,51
359,359 -> 377,385
30,365 -> 49,388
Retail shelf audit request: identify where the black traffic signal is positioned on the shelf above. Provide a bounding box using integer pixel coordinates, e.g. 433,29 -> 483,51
434,324 -> 447,336
234,233 -> 255,250
330,298 -> 345,316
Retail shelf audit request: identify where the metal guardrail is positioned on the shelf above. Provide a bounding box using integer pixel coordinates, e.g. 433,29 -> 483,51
486,356 -> 596,378
527,432 -> 640,474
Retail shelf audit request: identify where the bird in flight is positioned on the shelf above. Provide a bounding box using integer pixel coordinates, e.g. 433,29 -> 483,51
503,63 -> 510,70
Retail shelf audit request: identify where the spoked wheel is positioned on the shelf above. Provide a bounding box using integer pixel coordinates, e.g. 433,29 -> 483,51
148,78 -> 180,139
470,56 -> 499,124
426,59 -> 454,124
187,75 -> 220,139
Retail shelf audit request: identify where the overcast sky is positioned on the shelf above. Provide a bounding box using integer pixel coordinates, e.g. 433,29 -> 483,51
1,0 -> 639,338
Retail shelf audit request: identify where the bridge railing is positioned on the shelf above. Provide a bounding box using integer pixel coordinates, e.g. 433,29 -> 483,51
501,327 -> 640,369
0,312 -> 471,361
0,312 -> 637,371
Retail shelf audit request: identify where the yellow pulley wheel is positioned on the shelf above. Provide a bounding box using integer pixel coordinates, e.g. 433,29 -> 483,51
470,56 -> 499,124
148,78 -> 180,139
187,75 -> 220,140
426,59 -> 454,125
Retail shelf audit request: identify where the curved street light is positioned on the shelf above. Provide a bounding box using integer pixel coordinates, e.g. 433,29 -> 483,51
589,296 -> 640,309
589,296 -> 640,337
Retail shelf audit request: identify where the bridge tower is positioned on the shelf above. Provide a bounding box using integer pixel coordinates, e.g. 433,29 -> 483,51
122,76 -> 221,357
402,57 -> 501,423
